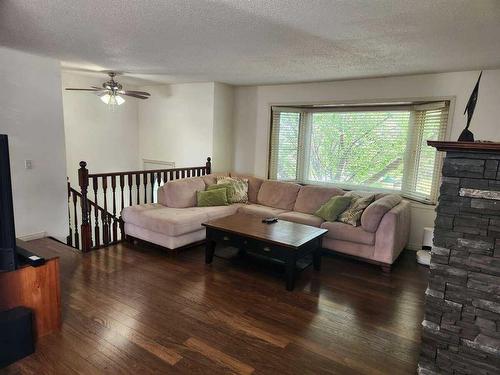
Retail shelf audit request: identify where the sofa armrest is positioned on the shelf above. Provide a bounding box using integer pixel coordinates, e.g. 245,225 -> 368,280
361,194 -> 402,232
373,200 -> 411,264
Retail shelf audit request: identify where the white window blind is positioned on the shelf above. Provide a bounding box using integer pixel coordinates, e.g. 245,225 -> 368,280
269,101 -> 449,203
269,110 -> 302,180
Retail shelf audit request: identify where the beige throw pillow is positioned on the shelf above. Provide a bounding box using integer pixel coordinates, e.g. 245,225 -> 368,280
337,194 -> 375,227
216,176 -> 249,203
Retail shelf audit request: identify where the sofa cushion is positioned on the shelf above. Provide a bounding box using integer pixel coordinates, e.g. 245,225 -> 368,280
321,221 -> 375,246
202,172 -> 229,187
230,173 -> 264,203
203,204 -> 242,220
361,194 -> 402,233
122,203 -> 208,236
237,204 -> 287,218
257,180 -> 301,210
159,177 -> 206,208
122,203 -> 241,236
278,211 -> 324,227
294,185 -> 345,214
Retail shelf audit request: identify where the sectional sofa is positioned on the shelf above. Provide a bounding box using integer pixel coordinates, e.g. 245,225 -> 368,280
121,172 -> 410,271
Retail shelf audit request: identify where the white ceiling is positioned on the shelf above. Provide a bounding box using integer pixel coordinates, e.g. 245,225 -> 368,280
1,0 -> 500,85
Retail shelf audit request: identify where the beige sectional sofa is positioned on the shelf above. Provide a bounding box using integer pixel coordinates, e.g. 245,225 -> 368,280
122,172 -> 410,271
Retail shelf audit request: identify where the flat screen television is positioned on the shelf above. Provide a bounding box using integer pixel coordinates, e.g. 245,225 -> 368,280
0,134 -> 18,272
0,135 -> 45,272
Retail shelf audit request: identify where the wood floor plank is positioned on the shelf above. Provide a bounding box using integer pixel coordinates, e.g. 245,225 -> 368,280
2,238 -> 428,374
184,337 -> 255,375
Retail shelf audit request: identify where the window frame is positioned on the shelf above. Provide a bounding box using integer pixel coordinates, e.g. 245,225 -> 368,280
267,98 -> 455,204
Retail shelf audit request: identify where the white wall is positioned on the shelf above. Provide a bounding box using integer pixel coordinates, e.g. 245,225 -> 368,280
138,83 -> 214,168
138,82 -> 234,171
213,83 -> 234,172
0,47 -> 68,239
232,69 -> 500,249
62,72 -> 140,186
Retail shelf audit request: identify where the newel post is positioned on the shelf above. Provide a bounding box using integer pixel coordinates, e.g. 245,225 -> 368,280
78,161 -> 91,252
206,157 -> 212,174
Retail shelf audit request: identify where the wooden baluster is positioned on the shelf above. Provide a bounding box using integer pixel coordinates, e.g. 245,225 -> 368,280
102,176 -> 109,245
150,172 -> 156,203
66,179 -> 73,247
169,170 -> 174,181
111,175 -> 117,242
181,170 -> 185,178
72,191 -> 79,249
100,210 -> 107,247
92,176 -> 100,248
78,161 -> 91,252
88,203 -> 93,248
163,171 -> 169,185
143,172 -> 148,204
119,174 -> 125,211
119,174 -> 125,240
127,174 -> 133,206
135,173 -> 141,204
206,157 -> 212,175
109,214 -> 116,242
175,170 -> 180,179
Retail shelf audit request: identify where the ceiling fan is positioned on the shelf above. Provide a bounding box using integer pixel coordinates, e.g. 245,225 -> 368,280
65,72 -> 151,106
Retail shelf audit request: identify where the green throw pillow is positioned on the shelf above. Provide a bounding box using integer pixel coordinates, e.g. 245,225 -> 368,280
314,196 -> 352,221
208,182 -> 231,193
197,188 -> 229,207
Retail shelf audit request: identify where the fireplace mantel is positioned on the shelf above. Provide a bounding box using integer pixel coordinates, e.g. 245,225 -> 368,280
428,140 -> 500,153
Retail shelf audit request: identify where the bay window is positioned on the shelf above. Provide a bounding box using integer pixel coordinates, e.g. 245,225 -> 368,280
269,101 -> 449,203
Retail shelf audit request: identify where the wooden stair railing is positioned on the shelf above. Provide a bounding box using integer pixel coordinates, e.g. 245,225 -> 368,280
70,157 -> 212,252
67,182 -> 120,250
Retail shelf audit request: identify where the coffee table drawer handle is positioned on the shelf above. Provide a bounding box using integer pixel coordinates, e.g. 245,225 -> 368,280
263,246 -> 271,252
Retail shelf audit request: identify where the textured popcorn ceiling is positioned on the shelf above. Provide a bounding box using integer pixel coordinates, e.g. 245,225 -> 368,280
1,0 -> 500,85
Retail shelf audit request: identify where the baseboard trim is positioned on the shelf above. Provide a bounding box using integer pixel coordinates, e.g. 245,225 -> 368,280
17,231 -> 47,241
406,242 -> 421,251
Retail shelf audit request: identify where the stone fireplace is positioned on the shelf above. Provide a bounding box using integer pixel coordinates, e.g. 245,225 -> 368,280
419,141 -> 500,374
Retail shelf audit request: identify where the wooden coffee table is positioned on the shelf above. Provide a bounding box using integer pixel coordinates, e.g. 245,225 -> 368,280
202,214 -> 328,291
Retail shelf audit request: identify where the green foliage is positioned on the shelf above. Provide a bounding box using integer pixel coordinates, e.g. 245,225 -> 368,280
276,112 -> 300,180
276,111 -> 410,190
308,111 -> 409,189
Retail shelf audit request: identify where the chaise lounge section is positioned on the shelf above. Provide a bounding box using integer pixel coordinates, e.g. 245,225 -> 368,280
122,173 -> 410,271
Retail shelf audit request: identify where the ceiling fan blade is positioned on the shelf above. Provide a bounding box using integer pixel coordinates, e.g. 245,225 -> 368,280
121,92 -> 149,99
65,88 -> 101,91
91,85 -> 105,90
120,90 -> 151,96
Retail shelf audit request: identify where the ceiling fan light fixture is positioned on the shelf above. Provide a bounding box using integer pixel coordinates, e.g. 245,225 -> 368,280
66,72 -> 148,106
115,95 -> 125,105
99,93 -> 125,106
100,93 -> 111,104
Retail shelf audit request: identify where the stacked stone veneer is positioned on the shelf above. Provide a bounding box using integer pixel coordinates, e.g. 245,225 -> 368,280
419,150 -> 500,375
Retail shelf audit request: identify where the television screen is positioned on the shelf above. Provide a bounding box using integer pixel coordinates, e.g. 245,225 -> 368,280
0,134 -> 18,272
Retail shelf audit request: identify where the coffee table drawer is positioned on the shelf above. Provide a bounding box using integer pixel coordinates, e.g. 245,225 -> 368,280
206,228 -> 243,248
240,237 -> 289,260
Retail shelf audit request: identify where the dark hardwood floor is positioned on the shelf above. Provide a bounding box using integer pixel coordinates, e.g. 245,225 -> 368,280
2,238 -> 428,375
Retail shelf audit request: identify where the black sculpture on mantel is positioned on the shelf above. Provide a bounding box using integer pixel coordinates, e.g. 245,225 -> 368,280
458,71 -> 482,142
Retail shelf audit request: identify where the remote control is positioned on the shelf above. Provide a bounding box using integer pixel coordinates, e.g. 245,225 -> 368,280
262,217 -> 278,224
